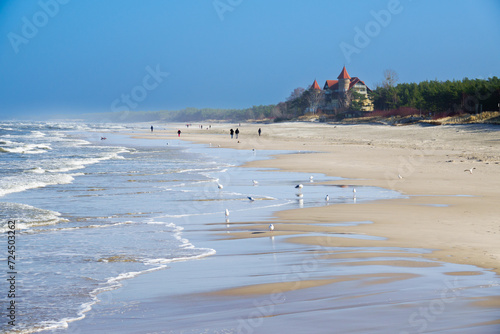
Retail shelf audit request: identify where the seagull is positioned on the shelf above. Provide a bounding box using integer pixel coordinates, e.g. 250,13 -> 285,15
464,167 -> 476,174
353,188 -> 356,195
269,224 -> 274,231
309,176 -> 314,182
225,209 -> 229,217
325,195 -> 329,201
398,174 -> 403,179
295,184 -> 303,189
247,196 -> 255,201
252,180 -> 258,186
217,183 -> 223,190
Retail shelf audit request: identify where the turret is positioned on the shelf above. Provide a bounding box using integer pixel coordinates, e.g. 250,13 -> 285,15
337,66 -> 351,92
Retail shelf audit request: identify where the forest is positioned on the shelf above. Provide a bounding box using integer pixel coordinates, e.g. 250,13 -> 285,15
370,76 -> 500,117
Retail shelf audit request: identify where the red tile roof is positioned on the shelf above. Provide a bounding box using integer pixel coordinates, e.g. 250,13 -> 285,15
311,79 -> 321,90
337,66 -> 351,79
319,67 -> 371,92
324,80 -> 338,89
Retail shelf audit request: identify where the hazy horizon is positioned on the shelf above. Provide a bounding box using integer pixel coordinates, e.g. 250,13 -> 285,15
1,0 -> 499,120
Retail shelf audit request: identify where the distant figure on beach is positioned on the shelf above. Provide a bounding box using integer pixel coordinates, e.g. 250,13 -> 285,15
235,128 -> 239,139
177,130 -> 181,137
151,125 -> 153,132
258,128 -> 261,136
230,129 -> 234,139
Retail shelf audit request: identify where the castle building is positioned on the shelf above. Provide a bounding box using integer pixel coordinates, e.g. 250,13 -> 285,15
312,66 -> 373,113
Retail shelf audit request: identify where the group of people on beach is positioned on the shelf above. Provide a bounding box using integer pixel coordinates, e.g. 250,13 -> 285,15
150,125 -> 262,139
229,128 -> 239,139
229,128 -> 262,139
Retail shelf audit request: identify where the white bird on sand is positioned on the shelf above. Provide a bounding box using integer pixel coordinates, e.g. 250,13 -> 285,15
464,167 -> 476,174
295,184 -> 303,189
398,174 -> 403,179
325,195 -> 329,201
247,196 -> 255,201
269,224 -> 274,231
217,183 -> 223,190
252,180 -> 258,185
225,209 -> 229,217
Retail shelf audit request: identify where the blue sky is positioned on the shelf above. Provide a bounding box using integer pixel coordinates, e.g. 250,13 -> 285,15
0,0 -> 499,119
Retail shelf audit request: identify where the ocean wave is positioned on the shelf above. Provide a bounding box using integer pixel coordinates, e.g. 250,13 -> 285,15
27,167 -> 46,174
30,130 -> 46,138
0,173 -> 75,198
19,220 -> 215,334
0,142 -> 52,154
0,203 -> 67,232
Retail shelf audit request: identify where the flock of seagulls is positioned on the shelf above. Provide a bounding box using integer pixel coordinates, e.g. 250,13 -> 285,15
221,166 -> 476,234
220,177 -> 362,233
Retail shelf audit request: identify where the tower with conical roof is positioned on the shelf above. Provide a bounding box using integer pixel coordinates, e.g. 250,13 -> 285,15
337,66 -> 351,93
311,79 -> 321,90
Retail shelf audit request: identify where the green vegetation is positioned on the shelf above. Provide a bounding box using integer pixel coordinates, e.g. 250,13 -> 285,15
371,76 -> 500,116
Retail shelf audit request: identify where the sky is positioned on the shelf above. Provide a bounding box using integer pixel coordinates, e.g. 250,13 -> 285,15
0,0 -> 499,119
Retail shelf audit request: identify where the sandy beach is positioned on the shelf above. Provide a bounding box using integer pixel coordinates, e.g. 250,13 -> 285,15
68,122 -> 500,334
139,122 -> 500,276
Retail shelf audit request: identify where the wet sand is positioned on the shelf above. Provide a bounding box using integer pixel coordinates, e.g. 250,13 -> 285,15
156,122 -> 500,275
67,122 -> 500,333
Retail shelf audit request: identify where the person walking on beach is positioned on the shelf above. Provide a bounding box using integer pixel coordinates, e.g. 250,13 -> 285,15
258,128 -> 261,136
235,128 -> 239,139
151,125 -> 154,132
230,129 -> 234,139
177,129 -> 181,137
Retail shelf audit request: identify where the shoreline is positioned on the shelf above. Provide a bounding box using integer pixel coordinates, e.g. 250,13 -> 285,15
134,122 -> 500,276
62,122 -> 500,333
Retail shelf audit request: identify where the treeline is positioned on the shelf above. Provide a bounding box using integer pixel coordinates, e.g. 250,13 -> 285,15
81,77 -> 500,123
82,105 -> 275,123
371,77 -> 500,115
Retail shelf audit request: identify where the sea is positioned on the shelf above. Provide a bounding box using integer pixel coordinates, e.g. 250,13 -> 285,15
0,121 -> 404,333
1,121 -> 499,334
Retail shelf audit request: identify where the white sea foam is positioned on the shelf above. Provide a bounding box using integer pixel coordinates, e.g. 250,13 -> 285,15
0,142 -> 52,154
27,167 -> 46,174
0,203 -> 66,232
30,130 -> 46,138
0,173 -> 75,197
